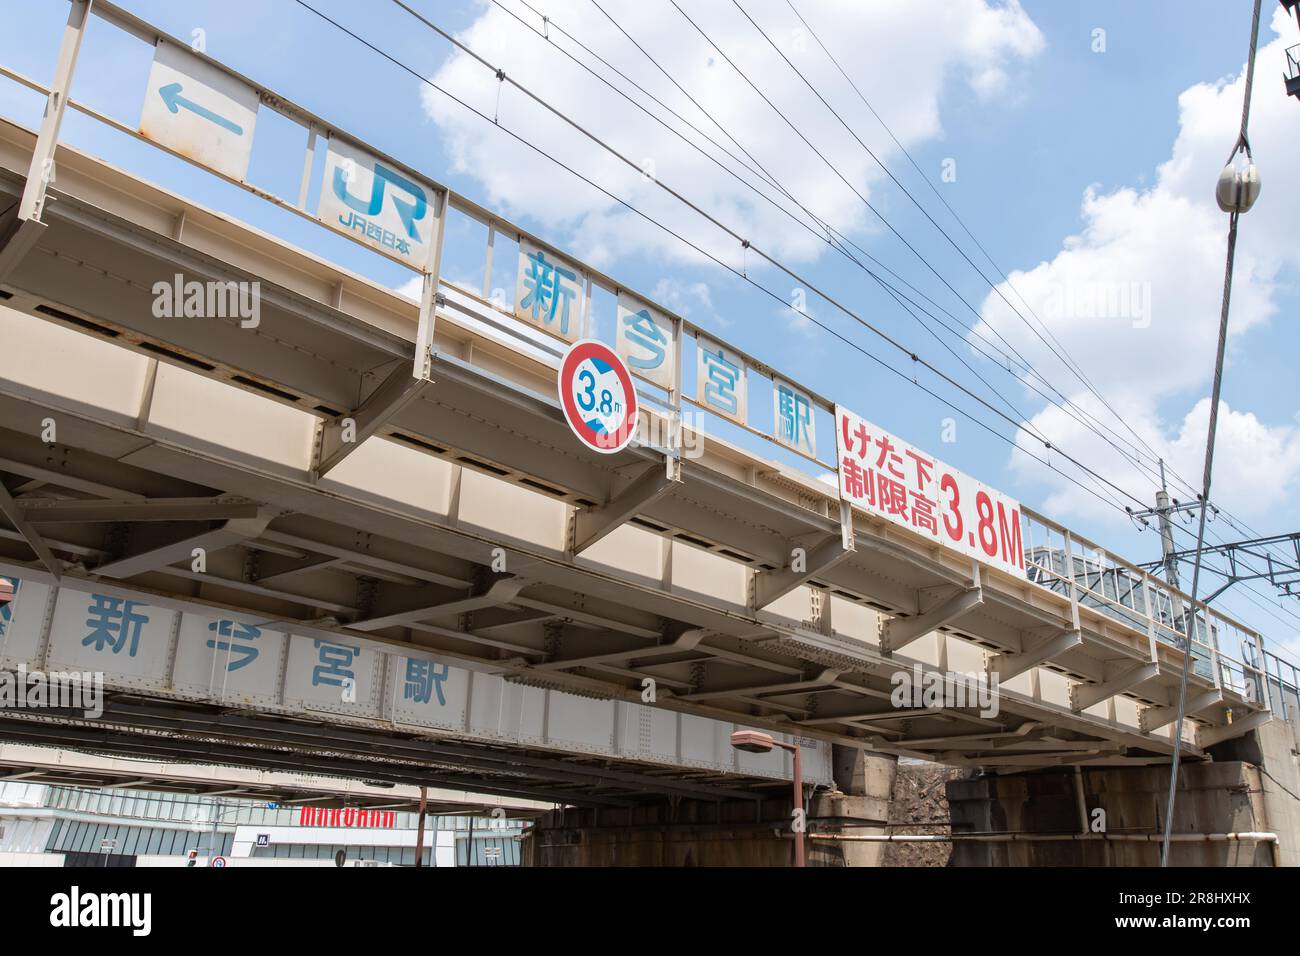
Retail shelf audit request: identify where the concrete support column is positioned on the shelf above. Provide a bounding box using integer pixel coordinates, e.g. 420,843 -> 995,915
810,745 -> 899,866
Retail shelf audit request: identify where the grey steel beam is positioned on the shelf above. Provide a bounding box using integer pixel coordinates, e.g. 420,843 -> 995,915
511,595 -> 662,639
0,456 -> 146,502
313,362 -> 430,478
0,478 -> 62,578
257,526 -> 473,589
157,566 -> 359,616
349,576 -> 527,632
254,555 -> 345,586
797,707 -> 931,726
534,628 -> 705,672
677,668 -> 841,702
988,629 -> 1082,682
572,462 -> 679,554
1139,690 -> 1222,733
92,513 -> 273,579
880,585 -> 983,655
1071,661 -> 1161,713
19,495 -> 264,523
405,620 -> 543,658
894,723 -> 1040,749
752,535 -> 850,609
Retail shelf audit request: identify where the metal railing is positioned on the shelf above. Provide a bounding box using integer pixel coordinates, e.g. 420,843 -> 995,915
0,0 -> 1277,714
1022,511 -> 1267,705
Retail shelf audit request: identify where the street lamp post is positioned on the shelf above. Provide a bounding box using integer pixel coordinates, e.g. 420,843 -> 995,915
730,730 -> 805,867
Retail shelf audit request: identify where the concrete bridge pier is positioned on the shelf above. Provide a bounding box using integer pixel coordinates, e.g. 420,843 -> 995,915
520,746 -> 898,867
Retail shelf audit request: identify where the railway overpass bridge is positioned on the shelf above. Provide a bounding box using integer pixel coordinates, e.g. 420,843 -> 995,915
0,1 -> 1290,864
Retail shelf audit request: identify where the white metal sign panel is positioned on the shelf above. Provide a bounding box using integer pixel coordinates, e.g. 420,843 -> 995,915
317,136 -> 438,268
772,376 -> 816,457
547,692 -> 616,752
515,238 -> 584,342
0,576 -> 50,666
139,40 -> 259,182
615,292 -> 675,390
282,633 -> 381,717
469,676 -> 547,743
695,335 -> 747,425
617,701 -> 679,763
389,652 -> 469,730
835,405 -> 1027,579
45,587 -> 175,682
172,613 -> 286,703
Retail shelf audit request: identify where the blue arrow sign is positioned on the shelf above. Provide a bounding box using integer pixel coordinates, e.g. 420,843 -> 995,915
158,82 -> 244,135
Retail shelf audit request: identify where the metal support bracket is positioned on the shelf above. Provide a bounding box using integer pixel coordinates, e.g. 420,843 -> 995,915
314,362 -> 430,479
880,583 -> 983,656
752,534 -> 851,609
1139,690 -> 1222,733
572,461 -> 680,555
1070,661 -> 1160,713
1196,709 -> 1271,748
987,628 -> 1082,683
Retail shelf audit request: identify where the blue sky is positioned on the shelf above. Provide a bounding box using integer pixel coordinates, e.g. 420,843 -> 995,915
2,0 -> 1298,660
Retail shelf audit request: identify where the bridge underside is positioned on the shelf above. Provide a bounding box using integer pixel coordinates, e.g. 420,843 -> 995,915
0,742 -> 549,816
0,120 -> 1269,802
0,700 -> 787,809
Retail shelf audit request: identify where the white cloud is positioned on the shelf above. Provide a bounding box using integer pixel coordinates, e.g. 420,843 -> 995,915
421,0 -> 1042,270
979,6 -> 1300,523
1011,394 -> 1300,525
651,276 -> 717,320
394,275 -> 424,301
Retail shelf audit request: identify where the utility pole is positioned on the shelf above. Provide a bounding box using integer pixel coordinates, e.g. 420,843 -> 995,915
208,796 -> 223,865
1155,460 -> 1181,593
415,786 -> 427,867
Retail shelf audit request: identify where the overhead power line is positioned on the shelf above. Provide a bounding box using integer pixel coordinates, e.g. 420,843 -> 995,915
763,0 -> 1300,603
775,0 -> 1189,495
289,0 -> 1296,657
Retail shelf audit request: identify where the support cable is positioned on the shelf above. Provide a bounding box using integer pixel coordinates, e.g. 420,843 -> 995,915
1160,0 -> 1262,870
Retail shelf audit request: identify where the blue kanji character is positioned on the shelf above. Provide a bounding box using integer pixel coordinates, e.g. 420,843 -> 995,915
206,619 -> 262,672
82,595 -> 150,657
519,250 -> 578,335
622,308 -> 668,372
701,346 -> 741,416
403,658 -> 449,706
312,639 -> 360,687
776,383 -> 813,454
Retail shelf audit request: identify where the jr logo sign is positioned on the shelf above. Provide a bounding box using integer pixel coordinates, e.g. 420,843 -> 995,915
318,136 -> 435,266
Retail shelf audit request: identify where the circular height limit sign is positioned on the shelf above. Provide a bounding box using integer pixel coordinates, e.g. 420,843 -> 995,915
558,339 -> 639,454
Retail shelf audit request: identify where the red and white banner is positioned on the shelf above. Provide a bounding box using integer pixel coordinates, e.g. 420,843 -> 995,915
835,405 -> 1027,579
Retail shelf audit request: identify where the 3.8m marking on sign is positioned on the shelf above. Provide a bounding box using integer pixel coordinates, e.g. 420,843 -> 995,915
835,405 -> 1026,579
558,340 -> 638,455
